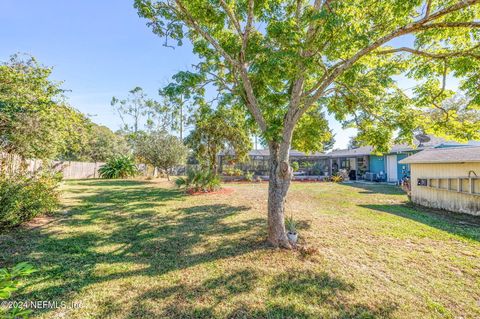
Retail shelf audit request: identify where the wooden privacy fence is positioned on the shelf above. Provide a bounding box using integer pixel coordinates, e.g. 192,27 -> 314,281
1,153 -> 149,180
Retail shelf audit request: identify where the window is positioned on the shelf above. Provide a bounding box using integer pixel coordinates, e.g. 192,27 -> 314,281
417,178 -> 428,186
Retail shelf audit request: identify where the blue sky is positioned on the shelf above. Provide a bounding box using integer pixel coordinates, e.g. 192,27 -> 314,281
1,0 -> 441,149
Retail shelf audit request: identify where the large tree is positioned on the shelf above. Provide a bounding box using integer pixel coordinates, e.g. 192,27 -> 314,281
0,54 -> 89,160
60,123 -> 130,162
135,0 -> 480,248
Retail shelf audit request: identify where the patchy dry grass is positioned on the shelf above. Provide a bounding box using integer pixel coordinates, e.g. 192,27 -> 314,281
1,179 -> 479,318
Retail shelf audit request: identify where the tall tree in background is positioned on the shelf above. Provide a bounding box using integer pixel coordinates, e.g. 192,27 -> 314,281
186,105 -> 252,174
60,124 -> 130,162
111,87 -> 169,135
136,0 -> 480,248
0,54 -> 89,160
160,71 -> 204,140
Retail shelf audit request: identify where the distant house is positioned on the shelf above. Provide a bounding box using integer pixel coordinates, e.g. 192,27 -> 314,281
218,149 -> 329,176
217,135 -> 477,183
400,146 -> 480,216
328,135 -> 454,183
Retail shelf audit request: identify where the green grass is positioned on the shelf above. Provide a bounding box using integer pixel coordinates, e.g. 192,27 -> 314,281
1,179 -> 479,318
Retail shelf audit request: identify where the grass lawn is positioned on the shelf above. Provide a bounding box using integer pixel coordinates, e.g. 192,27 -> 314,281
1,179 -> 479,319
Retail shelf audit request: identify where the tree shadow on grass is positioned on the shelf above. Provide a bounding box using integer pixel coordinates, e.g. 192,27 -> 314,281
0,180 -> 266,317
129,268 -> 397,318
360,203 -> 480,241
70,179 -> 152,187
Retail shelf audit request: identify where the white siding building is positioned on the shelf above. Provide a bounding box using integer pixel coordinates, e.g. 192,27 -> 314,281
400,146 -> 480,216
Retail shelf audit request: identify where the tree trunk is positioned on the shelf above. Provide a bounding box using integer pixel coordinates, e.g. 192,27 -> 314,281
267,143 -> 292,249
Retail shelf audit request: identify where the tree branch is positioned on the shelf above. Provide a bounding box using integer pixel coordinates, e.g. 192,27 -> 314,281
424,0 -> 432,19
175,0 -> 239,69
301,0 -> 480,118
219,0 -> 242,36
418,21 -> 480,30
376,45 -> 480,59
242,0 -> 254,61
175,0 -> 267,132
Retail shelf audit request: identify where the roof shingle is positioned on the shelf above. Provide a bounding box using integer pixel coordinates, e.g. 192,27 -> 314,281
399,146 -> 480,164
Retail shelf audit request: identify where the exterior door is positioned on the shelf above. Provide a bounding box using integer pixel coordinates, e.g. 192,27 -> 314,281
386,155 -> 398,182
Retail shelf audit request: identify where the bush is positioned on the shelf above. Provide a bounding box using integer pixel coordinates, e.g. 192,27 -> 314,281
291,161 -> 299,172
310,162 -> 324,175
175,169 -> 221,193
0,171 -> 61,229
223,166 -> 243,176
99,155 -> 138,179
331,174 -> 344,183
0,262 -> 36,318
244,171 -> 254,182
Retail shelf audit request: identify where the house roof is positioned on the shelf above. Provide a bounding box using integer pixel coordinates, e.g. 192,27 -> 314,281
399,146 -> 480,164
219,149 -> 327,157
328,146 -> 373,157
328,135 -> 463,158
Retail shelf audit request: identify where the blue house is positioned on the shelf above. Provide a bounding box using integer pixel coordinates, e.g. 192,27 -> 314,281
328,135 -> 472,183
217,136 -> 478,182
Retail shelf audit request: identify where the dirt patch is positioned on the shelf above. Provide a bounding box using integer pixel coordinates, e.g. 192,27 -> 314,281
23,214 -> 56,229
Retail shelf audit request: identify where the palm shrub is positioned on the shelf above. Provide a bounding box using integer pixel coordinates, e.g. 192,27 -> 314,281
175,169 -> 221,193
99,155 -> 138,179
285,215 -> 297,234
0,170 -> 61,229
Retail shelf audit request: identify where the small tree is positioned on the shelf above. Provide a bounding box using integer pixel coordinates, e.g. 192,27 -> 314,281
135,131 -> 188,180
185,105 -> 252,174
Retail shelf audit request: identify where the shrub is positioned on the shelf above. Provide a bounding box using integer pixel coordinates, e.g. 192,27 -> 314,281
310,162 -> 324,175
0,171 -> 61,229
99,155 -> 138,179
285,215 -> 297,234
223,166 -> 243,176
331,174 -> 344,183
291,161 -> 299,172
244,171 -> 254,182
0,262 -> 36,318
175,169 -> 221,193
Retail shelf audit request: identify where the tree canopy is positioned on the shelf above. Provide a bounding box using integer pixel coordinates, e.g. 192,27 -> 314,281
135,0 -> 480,154
0,54 -> 90,159
135,130 -> 188,179
185,104 -> 252,173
